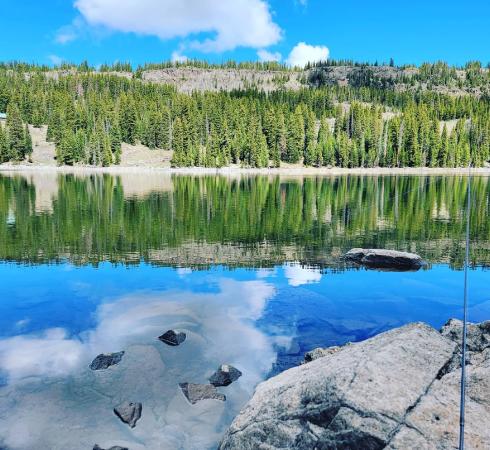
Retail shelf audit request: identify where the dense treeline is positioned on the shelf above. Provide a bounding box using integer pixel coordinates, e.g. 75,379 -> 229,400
1,173 -> 488,268
0,62 -> 490,167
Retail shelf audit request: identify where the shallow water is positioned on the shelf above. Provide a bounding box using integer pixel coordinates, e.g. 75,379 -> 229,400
0,172 -> 489,450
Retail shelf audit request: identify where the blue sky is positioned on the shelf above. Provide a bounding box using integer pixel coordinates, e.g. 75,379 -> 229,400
1,0 -> 489,67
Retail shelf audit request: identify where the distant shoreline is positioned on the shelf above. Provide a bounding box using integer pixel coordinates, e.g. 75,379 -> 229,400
1,164 -> 489,176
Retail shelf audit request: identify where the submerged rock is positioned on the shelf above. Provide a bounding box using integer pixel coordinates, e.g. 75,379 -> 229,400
158,330 -> 186,346
345,248 -> 425,270
219,320 -> 490,449
209,365 -> 242,387
179,382 -> 226,404
93,446 -> 128,450
302,345 -> 345,363
113,401 -> 142,428
89,351 -> 125,370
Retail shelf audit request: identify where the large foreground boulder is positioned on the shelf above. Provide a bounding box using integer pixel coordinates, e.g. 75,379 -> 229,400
345,248 -> 425,270
219,320 -> 490,449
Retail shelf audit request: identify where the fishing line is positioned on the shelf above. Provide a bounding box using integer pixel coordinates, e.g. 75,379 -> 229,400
459,164 -> 472,450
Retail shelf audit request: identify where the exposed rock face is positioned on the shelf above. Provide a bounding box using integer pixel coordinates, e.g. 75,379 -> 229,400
179,382 -> 226,404
113,401 -> 142,428
89,351 -> 125,370
209,365 -> 243,387
345,248 -> 425,270
158,330 -> 186,346
219,320 -> 490,449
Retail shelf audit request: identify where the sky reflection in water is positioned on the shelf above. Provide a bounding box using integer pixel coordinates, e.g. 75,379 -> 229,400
0,173 -> 489,449
0,262 -> 489,449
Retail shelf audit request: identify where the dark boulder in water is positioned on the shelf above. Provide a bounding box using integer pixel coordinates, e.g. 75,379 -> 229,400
209,364 -> 242,387
114,401 -> 142,428
179,382 -> 226,404
89,351 -> 125,370
158,330 -> 186,346
345,248 -> 424,270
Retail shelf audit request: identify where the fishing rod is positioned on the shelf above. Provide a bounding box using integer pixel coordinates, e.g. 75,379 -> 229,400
458,164 -> 472,450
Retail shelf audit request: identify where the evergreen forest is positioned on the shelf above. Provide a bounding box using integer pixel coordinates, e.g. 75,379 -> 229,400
1,60 -> 490,168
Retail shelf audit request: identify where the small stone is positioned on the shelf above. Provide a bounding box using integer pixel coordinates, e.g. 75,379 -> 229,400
93,446 -> 128,450
114,401 -> 142,428
179,382 -> 226,404
89,351 -> 125,370
302,345 -> 344,363
209,365 -> 242,387
158,330 -> 186,346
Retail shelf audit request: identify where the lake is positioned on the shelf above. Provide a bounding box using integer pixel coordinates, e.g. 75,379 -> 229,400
0,172 -> 489,450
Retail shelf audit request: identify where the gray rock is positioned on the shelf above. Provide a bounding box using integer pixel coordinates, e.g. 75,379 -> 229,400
158,330 -> 186,346
441,318 -> 490,352
89,351 -> 125,370
113,401 -> 142,428
93,446 -> 128,450
179,383 -> 226,404
302,345 -> 345,363
209,365 -> 242,387
219,321 -> 490,449
345,248 -> 424,270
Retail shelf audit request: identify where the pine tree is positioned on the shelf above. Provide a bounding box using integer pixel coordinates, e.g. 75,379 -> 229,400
0,124 -> 9,162
6,104 -> 27,160
24,124 -> 33,161
286,107 -> 304,163
170,117 -> 185,167
303,109 -> 317,166
438,126 -> 449,167
119,95 -> 137,144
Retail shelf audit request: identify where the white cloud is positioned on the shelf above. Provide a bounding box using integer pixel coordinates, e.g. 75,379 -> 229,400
0,328 -> 84,380
171,51 -> 189,63
48,54 -> 63,65
286,42 -> 329,67
257,49 -> 282,62
73,0 -> 282,52
55,16 -> 85,44
284,262 -> 322,287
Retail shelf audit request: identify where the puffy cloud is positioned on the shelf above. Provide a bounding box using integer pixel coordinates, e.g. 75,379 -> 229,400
55,16 -> 86,44
0,328 -> 84,380
171,51 -> 189,63
73,0 -> 282,52
284,262 -> 322,287
286,42 -> 329,67
48,54 -> 63,65
257,49 -> 282,62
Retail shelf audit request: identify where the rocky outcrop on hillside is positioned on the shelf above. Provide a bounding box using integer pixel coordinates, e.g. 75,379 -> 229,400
219,320 -> 490,449
141,68 -> 304,93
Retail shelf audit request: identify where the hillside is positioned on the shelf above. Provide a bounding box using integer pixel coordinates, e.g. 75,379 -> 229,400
1,60 -> 490,170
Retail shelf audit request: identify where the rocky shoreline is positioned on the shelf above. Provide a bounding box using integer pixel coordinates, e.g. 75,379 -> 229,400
219,319 -> 490,449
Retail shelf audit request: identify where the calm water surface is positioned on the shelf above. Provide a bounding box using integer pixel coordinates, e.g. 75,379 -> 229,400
0,172 -> 489,450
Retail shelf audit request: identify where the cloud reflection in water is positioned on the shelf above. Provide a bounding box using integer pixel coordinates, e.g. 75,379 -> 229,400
0,279 -> 276,450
